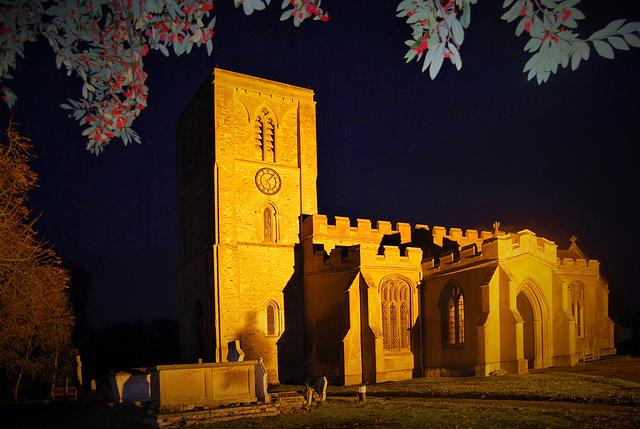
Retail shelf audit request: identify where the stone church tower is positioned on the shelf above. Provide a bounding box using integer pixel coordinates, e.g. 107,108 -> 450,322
176,69 -> 318,383
178,69 -> 614,386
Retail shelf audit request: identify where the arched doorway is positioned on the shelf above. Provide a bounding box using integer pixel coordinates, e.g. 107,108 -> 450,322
517,292 -> 535,368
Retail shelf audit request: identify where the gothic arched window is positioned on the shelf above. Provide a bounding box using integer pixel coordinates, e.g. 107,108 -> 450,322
263,206 -> 274,242
442,283 -> 465,345
255,108 -> 275,162
380,277 -> 411,351
264,300 -> 280,336
571,283 -> 585,338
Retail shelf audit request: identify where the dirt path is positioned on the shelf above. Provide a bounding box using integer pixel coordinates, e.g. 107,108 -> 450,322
529,356 -> 640,384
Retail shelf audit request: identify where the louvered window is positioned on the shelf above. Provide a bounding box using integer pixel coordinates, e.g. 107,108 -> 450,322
255,108 -> 275,162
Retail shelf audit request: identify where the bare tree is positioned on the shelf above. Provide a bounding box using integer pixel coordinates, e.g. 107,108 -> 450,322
0,123 -> 73,403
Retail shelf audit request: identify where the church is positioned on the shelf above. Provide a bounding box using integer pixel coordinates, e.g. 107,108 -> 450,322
176,69 -> 615,385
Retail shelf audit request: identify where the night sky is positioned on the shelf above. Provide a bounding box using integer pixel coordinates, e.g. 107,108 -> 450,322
1,2 -> 639,325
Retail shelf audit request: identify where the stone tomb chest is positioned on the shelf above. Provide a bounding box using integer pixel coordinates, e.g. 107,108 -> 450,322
149,360 -> 266,413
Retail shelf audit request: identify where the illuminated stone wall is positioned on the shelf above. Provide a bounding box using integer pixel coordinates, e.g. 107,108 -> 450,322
421,229 -> 615,376
178,69 -> 614,386
177,69 -> 317,383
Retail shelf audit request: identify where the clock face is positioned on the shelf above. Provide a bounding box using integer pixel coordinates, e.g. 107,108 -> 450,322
255,167 -> 282,195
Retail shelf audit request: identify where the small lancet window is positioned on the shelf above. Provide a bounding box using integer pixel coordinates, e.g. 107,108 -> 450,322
255,108 -> 275,162
571,284 -> 584,338
263,206 -> 274,242
265,301 -> 279,336
380,277 -> 411,351
443,284 -> 465,345
266,303 -> 276,336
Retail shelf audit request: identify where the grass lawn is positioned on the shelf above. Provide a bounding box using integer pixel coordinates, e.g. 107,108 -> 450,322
4,372 -> 640,428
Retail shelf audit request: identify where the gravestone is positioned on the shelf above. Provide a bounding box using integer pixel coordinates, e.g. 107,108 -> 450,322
227,340 -> 245,362
255,358 -> 270,403
313,376 -> 327,402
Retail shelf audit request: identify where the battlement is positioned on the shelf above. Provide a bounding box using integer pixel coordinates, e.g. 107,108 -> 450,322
305,241 -> 423,273
558,258 -> 600,276
431,226 -> 493,249
422,243 -> 485,272
302,214 -> 429,247
424,229 -> 560,273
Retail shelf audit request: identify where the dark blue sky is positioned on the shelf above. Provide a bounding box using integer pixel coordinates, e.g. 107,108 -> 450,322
2,2 -> 639,324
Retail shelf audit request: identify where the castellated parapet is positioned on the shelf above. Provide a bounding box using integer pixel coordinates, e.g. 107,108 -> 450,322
302,214 -> 423,273
558,258 -> 600,277
302,214 -> 427,249
431,226 -> 493,249
423,229 -> 559,273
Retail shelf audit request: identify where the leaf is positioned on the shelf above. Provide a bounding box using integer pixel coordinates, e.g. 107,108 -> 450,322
501,0 -> 525,23
448,42 -> 462,70
515,17 -> 527,36
579,41 -> 590,60
603,19 -> 627,35
570,50 -> 581,70
422,44 -> 435,72
460,3 -> 471,28
607,36 -> 629,51
524,37 -> 542,53
280,9 -> 293,21
618,22 -> 640,34
429,44 -> 445,79
623,33 -> 640,48
523,52 -> 539,72
591,19 -> 626,39
451,18 -> 464,45
593,40 -> 614,59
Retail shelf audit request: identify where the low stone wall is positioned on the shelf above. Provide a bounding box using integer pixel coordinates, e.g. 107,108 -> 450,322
148,360 -> 266,413
144,391 -> 309,428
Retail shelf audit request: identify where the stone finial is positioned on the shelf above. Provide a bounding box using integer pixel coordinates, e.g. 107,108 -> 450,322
570,235 -> 578,245
493,221 -> 500,235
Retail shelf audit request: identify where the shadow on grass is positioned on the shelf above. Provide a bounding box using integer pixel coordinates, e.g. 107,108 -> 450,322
324,373 -> 640,407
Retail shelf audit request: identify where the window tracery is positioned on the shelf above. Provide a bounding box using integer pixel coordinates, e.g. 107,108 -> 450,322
442,283 -> 465,345
380,277 -> 411,351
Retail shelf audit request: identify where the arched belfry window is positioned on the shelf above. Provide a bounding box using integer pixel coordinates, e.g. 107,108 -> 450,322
441,283 -> 465,345
380,277 -> 411,351
570,283 -> 585,338
255,108 -> 275,162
